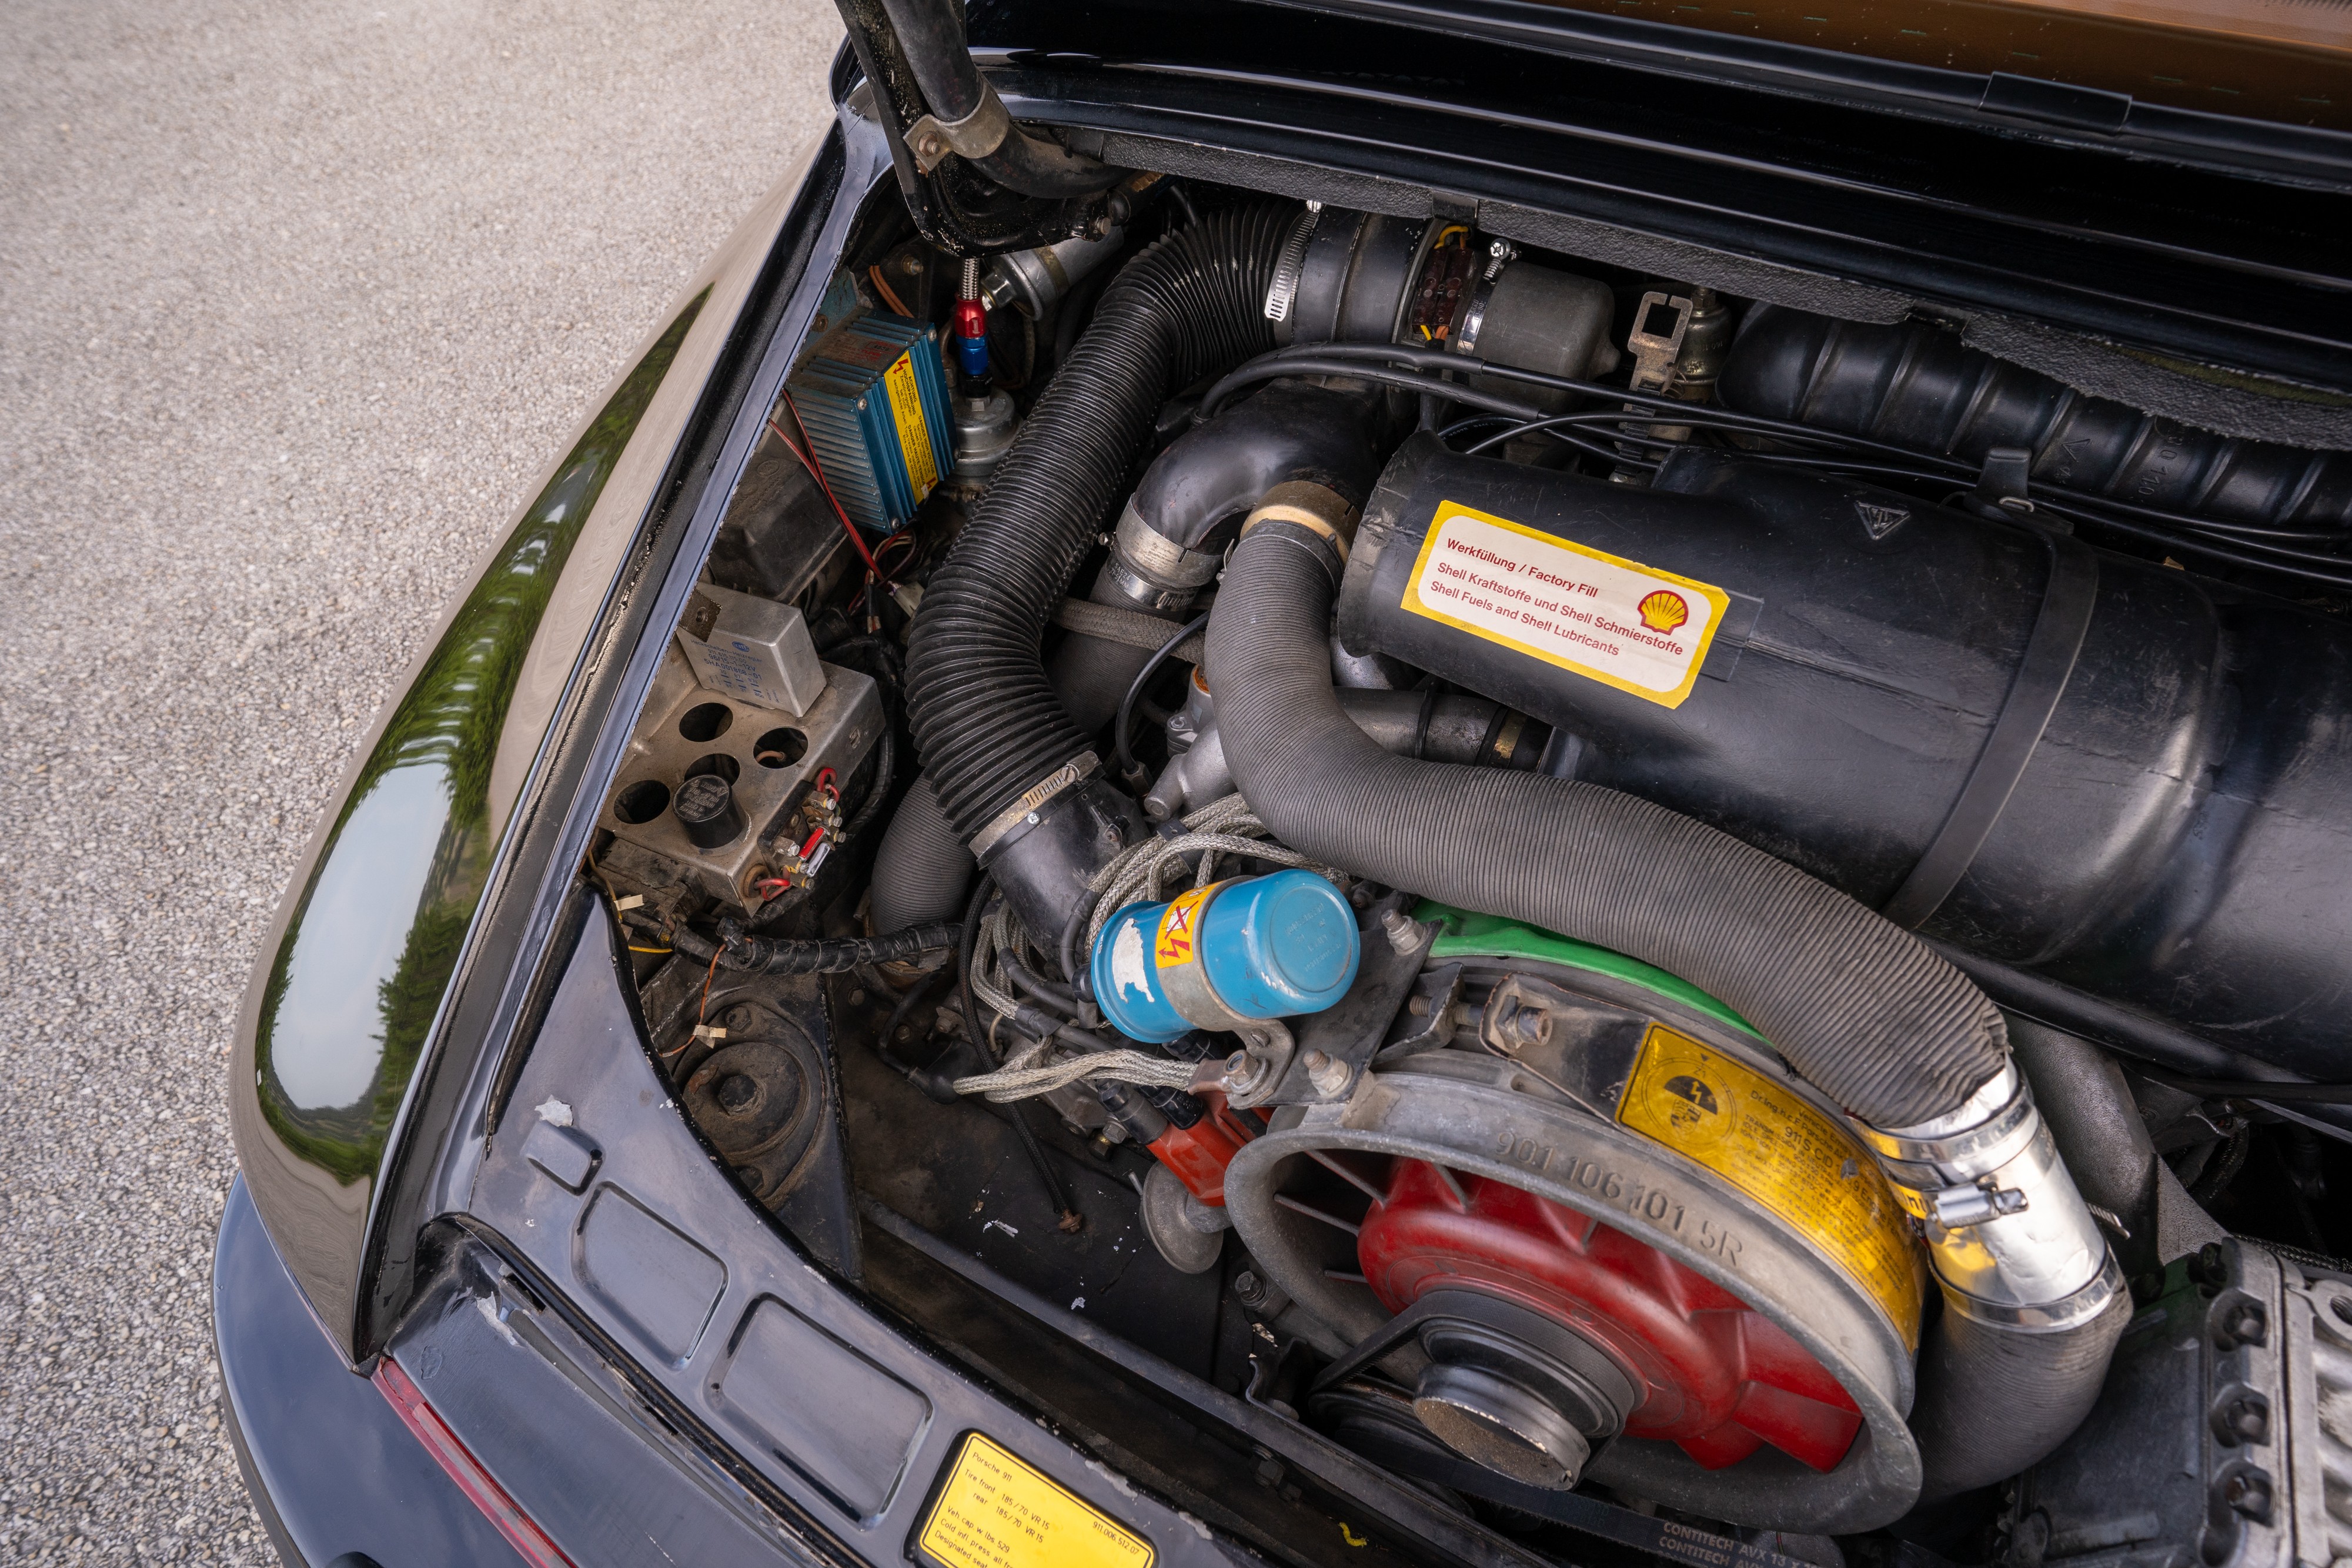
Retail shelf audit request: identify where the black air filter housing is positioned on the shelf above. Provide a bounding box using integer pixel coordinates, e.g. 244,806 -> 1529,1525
1336,436 -> 2352,1079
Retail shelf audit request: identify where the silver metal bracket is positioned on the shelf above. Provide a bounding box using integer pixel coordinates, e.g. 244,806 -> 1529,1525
1204,1019 -> 1298,1110
904,81 -> 1013,174
1927,1181 -> 2031,1229
1625,290 -> 1695,394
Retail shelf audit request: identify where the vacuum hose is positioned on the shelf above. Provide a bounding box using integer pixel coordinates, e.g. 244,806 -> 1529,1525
1205,487 -> 2123,1496
904,203 -> 1294,934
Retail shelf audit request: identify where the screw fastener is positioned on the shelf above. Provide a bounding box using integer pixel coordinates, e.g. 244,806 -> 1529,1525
1381,908 -> 1424,955
1304,1049 -> 1351,1099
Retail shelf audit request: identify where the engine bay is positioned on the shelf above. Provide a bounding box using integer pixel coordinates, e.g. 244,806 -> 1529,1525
582,161 -> 2352,1568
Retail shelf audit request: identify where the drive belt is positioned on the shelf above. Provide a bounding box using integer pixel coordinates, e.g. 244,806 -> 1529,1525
1882,529 -> 2099,930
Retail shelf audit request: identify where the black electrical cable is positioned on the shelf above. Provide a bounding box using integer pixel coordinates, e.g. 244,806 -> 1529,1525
1198,355 -> 1551,426
957,873 -> 998,1061
1211,340 -> 1950,463
840,726 -> 896,845
664,917 -> 958,974
1058,892 -> 1094,998
1113,609 -> 1211,791
1001,947 -> 1083,1014
1292,340 -> 2352,564
2134,1068 -> 2352,1104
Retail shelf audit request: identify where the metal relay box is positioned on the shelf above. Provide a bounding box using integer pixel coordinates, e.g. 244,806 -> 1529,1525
784,310 -> 953,533
674,582 -> 826,716
603,652 -> 884,914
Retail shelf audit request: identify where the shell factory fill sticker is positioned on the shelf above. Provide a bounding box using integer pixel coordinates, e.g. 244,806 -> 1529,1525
1402,500 -> 1730,708
916,1432 -> 1155,1568
1618,1022 -> 1925,1348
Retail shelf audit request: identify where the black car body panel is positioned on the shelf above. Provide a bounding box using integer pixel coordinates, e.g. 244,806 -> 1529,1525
230,121 -> 856,1361
213,1178 -> 530,1568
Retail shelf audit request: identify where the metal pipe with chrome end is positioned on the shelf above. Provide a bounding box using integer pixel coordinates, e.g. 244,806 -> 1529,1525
1856,1061 -> 2130,1497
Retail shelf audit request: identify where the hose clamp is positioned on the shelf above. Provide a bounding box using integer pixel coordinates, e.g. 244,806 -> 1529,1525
969,753 -> 1099,861
1940,1249 -> 2124,1333
1264,203 -> 1322,327
904,81 -> 1013,175
1114,501 -> 1224,590
1240,482 -> 1358,566
1859,1062 -> 2110,1313
1856,1066 -> 2039,1186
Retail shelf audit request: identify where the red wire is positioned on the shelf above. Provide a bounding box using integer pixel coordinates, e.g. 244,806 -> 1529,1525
766,400 -> 888,584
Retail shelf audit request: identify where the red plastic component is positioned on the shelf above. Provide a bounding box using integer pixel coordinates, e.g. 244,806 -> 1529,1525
1147,1091 -> 1257,1206
953,297 -> 989,342
375,1355 -> 577,1567
1357,1160 -> 1863,1474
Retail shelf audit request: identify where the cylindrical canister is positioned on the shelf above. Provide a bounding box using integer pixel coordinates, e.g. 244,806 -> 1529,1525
1091,869 -> 1362,1043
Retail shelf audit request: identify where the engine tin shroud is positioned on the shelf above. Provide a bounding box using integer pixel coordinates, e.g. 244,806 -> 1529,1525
1224,923 -> 1929,1533
1338,437 -> 2352,1082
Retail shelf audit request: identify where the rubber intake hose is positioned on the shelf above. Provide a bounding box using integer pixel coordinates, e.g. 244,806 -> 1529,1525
869,778 -> 975,934
1909,1290 -> 2131,1499
1204,497 -> 2007,1131
906,203 -> 1295,933
1051,379 -> 1384,735
1719,305 -> 2352,530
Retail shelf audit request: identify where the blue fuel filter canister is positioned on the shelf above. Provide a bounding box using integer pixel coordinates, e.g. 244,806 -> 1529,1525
1090,870 -> 1363,1044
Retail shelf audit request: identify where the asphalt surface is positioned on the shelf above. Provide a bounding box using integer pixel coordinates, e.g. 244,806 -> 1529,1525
0,2 -> 842,1560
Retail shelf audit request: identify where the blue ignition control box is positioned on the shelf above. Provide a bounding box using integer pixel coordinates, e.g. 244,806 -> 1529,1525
784,308 -> 954,533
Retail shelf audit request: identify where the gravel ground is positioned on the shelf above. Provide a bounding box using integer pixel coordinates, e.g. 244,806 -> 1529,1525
0,2 -> 841,1560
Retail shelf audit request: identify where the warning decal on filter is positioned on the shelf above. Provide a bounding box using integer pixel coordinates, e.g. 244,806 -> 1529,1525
1401,500 -> 1730,708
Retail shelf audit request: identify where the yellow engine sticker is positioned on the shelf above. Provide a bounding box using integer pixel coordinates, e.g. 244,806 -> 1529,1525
1154,883 -> 1221,968
1617,1022 -> 1923,1347
884,350 -> 941,501
1401,500 -> 1729,709
917,1433 -> 1155,1568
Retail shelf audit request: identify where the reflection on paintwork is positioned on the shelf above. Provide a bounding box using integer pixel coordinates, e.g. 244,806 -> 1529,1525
251,289 -> 708,1188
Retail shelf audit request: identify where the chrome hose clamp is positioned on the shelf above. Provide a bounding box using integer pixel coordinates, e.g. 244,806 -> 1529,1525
968,753 -> 1099,861
1859,1061 -> 2115,1324
1263,202 -> 1322,326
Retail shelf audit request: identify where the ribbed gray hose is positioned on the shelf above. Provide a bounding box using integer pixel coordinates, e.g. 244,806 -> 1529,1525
1204,518 -> 2007,1129
1910,1294 -> 2131,1499
870,778 -> 974,934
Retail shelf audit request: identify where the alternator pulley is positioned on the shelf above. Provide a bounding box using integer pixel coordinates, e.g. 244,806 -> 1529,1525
1224,974 -> 1930,1533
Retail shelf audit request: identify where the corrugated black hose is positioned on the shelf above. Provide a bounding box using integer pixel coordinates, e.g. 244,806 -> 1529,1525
904,203 -> 1294,845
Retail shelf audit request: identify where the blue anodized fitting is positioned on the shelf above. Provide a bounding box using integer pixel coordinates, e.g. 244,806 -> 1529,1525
1090,869 -> 1363,1044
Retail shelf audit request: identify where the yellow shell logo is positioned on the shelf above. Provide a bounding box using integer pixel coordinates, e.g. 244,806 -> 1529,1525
1638,589 -> 1690,634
